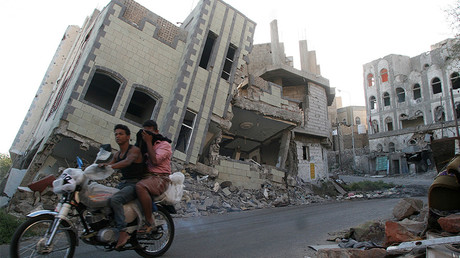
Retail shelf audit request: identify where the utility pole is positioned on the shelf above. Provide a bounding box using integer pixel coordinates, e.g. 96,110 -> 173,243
336,118 -> 342,171
351,122 -> 356,172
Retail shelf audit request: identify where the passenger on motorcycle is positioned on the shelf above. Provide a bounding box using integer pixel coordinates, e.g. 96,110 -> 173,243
135,120 -> 172,233
98,124 -> 145,249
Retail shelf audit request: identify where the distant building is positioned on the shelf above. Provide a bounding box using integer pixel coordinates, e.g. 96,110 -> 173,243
6,0 -> 334,201
363,38 -> 460,174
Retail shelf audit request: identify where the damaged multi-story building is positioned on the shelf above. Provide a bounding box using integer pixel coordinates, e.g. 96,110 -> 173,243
5,0 -> 334,202
364,39 -> 460,174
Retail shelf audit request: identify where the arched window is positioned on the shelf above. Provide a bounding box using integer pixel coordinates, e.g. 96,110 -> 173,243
377,144 -> 383,152
367,73 -> 375,87
84,71 -> 121,111
124,89 -> 157,124
383,92 -> 390,106
434,106 -> 445,122
370,96 -> 377,110
396,87 -> 405,102
380,68 -> 388,82
355,117 -> 361,125
413,84 -> 421,100
385,116 -> 393,131
451,72 -> 460,89
432,77 -> 442,94
389,142 -> 395,152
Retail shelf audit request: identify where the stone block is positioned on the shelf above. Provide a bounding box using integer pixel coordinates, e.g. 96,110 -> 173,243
392,198 -> 424,220
438,214 -> 460,233
385,221 -> 421,246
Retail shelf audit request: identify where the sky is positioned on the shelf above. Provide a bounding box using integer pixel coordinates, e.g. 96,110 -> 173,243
0,0 -> 457,154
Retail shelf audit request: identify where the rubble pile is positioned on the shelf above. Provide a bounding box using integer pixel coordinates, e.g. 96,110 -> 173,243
173,170 -> 330,217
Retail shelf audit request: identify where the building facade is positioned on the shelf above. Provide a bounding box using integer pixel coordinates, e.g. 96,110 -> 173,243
7,0 -> 334,196
363,39 -> 460,174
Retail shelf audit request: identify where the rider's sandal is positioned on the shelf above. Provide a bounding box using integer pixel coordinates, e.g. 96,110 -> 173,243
138,221 -> 153,234
115,230 -> 131,250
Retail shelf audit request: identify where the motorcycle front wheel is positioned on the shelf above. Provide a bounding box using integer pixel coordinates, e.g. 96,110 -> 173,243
10,214 -> 76,258
134,205 -> 175,257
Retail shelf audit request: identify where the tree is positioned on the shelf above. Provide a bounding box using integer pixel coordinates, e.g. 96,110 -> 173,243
0,153 -> 12,179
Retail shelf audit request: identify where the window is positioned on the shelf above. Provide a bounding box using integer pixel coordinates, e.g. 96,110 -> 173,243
221,44 -> 237,80
385,117 -> 393,131
355,117 -> 361,125
370,96 -> 377,110
367,74 -> 375,87
432,77 -> 442,94
434,106 -> 445,122
413,84 -> 421,100
396,87 -> 405,103
383,92 -> 390,107
124,89 -> 156,124
451,72 -> 460,89
380,68 -> 388,82
176,110 -> 196,153
302,146 -> 310,161
389,142 -> 395,152
199,31 -> 217,69
84,71 -> 120,111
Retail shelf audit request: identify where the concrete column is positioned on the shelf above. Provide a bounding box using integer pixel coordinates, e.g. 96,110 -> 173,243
308,51 -> 318,75
278,130 -> 291,169
299,40 -> 309,72
270,20 -> 283,65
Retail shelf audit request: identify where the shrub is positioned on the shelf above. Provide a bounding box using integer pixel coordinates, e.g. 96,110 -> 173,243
0,209 -> 25,244
343,180 -> 396,192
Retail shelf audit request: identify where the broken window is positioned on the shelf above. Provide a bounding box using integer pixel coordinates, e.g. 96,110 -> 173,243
302,146 -> 310,161
370,96 -> 377,110
124,89 -> 156,125
396,87 -> 405,103
451,72 -> 460,89
221,44 -> 237,80
389,142 -> 395,152
385,117 -> 393,131
199,31 -> 217,69
383,92 -> 390,107
355,117 -> 361,125
431,77 -> 442,94
176,110 -> 196,153
413,84 -> 421,100
367,73 -> 375,87
380,68 -> 388,83
434,106 -> 445,122
84,71 -> 121,111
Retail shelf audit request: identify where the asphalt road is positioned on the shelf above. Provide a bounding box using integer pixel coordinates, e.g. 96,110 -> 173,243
6,197 -> 409,258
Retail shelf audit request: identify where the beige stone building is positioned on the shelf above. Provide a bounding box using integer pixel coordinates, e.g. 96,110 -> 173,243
6,0 -> 334,198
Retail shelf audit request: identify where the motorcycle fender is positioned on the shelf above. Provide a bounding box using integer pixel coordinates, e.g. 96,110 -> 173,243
27,210 -> 79,246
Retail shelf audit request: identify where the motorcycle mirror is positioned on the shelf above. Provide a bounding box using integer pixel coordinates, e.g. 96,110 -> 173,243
94,144 -> 112,163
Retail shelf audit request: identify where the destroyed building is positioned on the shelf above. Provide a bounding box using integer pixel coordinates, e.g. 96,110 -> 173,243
5,0 -> 334,202
364,38 -> 460,174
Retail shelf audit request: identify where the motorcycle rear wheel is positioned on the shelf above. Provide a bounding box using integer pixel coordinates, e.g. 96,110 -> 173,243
10,214 -> 76,258
134,205 -> 175,257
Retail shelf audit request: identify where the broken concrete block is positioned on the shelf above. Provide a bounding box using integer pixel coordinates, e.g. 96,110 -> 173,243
316,248 -> 387,258
385,221 -> 421,246
350,220 -> 385,245
222,187 -> 232,196
392,198 -> 424,220
438,214 -> 460,233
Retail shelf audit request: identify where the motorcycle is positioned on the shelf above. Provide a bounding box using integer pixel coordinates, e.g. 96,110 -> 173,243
10,144 -> 183,257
